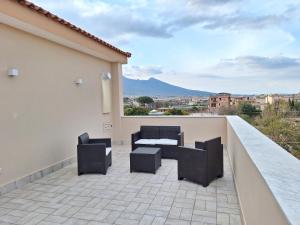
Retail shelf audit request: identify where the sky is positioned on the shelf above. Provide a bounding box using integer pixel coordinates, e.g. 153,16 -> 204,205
31,0 -> 300,94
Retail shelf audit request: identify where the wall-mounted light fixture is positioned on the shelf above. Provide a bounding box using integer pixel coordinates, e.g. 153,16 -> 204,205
101,72 -> 112,113
102,72 -> 111,80
74,78 -> 83,85
7,68 -> 19,77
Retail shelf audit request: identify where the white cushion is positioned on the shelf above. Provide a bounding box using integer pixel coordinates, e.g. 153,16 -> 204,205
156,139 -> 178,145
135,139 -> 177,145
135,139 -> 160,145
106,147 -> 112,155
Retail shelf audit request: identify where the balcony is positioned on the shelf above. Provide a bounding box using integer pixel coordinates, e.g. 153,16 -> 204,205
1,1 -> 299,224
0,116 -> 299,225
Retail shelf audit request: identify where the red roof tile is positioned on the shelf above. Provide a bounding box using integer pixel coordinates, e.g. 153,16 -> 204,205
15,0 -> 131,57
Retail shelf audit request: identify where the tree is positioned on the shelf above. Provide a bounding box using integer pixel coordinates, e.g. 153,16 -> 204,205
288,98 -> 295,109
136,96 -> 154,107
124,107 -> 149,116
164,108 -> 189,115
238,102 -> 261,117
294,102 -> 300,111
254,101 -> 300,159
191,106 -> 199,112
123,97 -> 131,105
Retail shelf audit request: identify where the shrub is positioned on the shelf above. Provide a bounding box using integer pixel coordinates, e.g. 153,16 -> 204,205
164,108 -> 189,115
124,107 -> 149,116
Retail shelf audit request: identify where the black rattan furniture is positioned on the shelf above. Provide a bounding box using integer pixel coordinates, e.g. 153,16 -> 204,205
177,137 -> 223,187
130,147 -> 161,174
131,126 -> 184,159
77,133 -> 112,175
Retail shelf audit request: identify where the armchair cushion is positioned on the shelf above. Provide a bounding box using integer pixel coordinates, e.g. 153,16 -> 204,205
106,147 -> 112,155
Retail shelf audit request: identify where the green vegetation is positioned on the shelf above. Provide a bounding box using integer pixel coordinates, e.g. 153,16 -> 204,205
289,99 -> 300,111
164,108 -> 189,115
218,106 -> 240,116
220,100 -> 300,159
136,96 -> 154,106
238,102 -> 261,117
124,106 -> 149,116
232,100 -> 300,159
253,100 -> 300,159
191,106 -> 199,112
123,97 -> 130,104
237,102 -> 261,123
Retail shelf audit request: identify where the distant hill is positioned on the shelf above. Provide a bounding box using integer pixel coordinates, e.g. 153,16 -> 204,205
123,76 -> 215,97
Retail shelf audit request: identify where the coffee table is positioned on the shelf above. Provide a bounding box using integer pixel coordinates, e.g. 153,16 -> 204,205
130,147 -> 161,174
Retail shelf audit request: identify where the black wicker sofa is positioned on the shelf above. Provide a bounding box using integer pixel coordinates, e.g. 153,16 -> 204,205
131,126 -> 184,159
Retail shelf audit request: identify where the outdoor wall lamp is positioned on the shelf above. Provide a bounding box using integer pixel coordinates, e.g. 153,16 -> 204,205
102,72 -> 111,80
7,68 -> 19,77
101,72 -> 112,113
74,78 -> 83,85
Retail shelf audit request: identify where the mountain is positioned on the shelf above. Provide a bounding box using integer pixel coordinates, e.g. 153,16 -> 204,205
123,76 -> 215,97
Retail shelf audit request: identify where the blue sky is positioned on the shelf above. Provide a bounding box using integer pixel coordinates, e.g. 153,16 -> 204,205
31,0 -> 300,94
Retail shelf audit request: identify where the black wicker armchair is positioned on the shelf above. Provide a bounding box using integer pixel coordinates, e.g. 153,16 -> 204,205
77,133 -> 112,175
177,137 -> 223,187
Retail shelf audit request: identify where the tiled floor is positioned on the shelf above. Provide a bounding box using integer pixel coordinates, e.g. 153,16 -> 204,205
0,145 -> 242,225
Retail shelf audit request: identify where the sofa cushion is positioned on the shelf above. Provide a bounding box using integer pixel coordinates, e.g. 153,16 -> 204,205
78,133 -> 89,144
135,139 -> 178,145
159,126 -> 180,139
140,126 -> 160,139
106,147 -> 112,155
156,139 -> 178,145
135,139 -> 160,145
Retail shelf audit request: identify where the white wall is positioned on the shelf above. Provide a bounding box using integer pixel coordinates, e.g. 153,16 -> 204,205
117,116 -> 227,145
0,24 -> 113,186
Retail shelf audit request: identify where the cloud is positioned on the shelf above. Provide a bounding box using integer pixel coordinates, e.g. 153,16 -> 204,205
187,0 -> 239,6
219,56 -> 300,69
123,54 -> 300,94
125,55 -> 300,81
31,0 -> 300,42
29,0 -> 300,94
123,65 -> 163,79
164,3 -> 300,32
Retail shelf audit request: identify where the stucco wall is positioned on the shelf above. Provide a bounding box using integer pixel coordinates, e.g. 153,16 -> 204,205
0,24 -> 113,186
118,116 -> 227,146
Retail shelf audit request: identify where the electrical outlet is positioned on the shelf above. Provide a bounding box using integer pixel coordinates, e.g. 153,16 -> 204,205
103,122 -> 112,130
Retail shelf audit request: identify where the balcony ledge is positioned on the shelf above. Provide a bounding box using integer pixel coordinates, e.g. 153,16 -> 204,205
121,115 -> 226,118
227,116 -> 300,225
